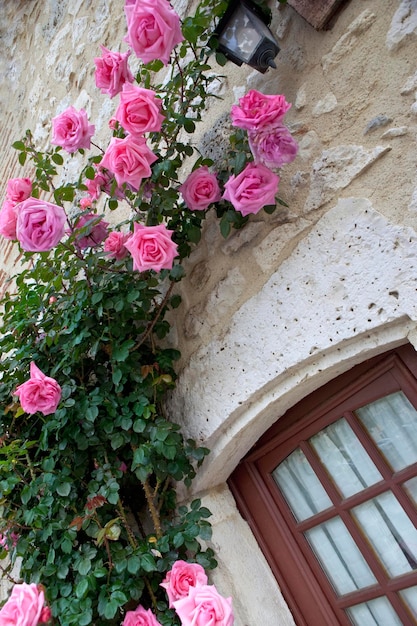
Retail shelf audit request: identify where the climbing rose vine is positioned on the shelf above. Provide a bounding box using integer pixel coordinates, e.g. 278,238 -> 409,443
0,0 -> 297,624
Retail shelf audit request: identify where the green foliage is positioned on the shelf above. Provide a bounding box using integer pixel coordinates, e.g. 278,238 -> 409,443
0,0 -> 290,623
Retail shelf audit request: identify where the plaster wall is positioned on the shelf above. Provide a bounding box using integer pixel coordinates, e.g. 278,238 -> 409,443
2,1 -> 417,625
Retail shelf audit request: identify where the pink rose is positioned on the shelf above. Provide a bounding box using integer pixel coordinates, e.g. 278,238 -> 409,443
125,223 -> 178,272
124,0 -> 184,65
104,231 -> 130,260
122,605 -> 162,626
161,560 -> 208,608
74,213 -> 109,249
0,200 -> 18,240
180,167 -> 221,211
115,84 -> 165,136
0,583 -> 46,626
94,45 -> 134,98
248,125 -> 298,169
101,135 -> 157,191
231,90 -> 291,131
223,162 -> 279,216
51,106 -> 95,153
16,198 -> 67,251
6,177 -> 32,203
14,362 -> 62,416
79,197 -> 93,210
173,585 -> 234,626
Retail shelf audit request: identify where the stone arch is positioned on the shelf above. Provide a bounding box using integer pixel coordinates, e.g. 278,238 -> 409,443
169,197 -> 417,492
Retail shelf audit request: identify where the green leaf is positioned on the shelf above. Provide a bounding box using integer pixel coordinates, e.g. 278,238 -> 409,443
103,600 -> 118,620
220,216 -> 231,238
12,140 -> 25,150
184,118 -> 196,133
75,578 -> 89,599
141,553 -> 156,572
127,555 -> 141,574
112,339 -> 135,362
18,151 -> 27,166
112,368 -> 122,386
85,166 -> 95,180
56,481 -> 71,497
52,153 -> 64,165
215,51 -> 228,66
78,557 -> 92,576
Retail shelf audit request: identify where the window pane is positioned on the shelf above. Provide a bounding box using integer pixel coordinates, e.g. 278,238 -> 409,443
309,418 -> 382,498
305,517 -> 377,595
272,448 -> 332,521
356,391 -> 417,471
403,476 -> 417,507
352,492 -> 417,578
346,596 -> 404,626
399,585 -> 417,619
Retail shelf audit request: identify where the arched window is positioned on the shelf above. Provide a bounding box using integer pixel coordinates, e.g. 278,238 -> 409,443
230,344 -> 417,625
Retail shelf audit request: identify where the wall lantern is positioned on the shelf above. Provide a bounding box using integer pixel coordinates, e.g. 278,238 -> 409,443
213,0 -> 280,73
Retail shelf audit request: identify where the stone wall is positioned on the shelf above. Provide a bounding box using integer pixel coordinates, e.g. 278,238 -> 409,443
2,1 -> 417,624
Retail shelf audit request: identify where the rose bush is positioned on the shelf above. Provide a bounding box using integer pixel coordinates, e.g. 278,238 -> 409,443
0,0 -> 296,623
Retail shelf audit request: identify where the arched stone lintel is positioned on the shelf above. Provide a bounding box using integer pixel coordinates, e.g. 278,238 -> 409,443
189,318 -> 417,493
170,197 -> 417,492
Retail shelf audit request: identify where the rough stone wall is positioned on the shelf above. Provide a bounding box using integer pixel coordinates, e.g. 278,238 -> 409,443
2,1 -> 417,625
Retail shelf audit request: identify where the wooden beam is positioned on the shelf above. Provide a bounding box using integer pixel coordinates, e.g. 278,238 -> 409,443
286,0 -> 349,30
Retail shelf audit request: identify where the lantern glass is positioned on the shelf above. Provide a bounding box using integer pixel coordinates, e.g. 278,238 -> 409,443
215,0 -> 280,73
218,4 -> 263,63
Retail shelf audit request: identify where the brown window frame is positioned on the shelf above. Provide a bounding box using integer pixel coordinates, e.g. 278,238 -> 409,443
229,344 -> 417,626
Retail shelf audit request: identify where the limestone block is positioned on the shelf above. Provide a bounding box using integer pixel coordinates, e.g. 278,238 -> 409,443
252,218 -> 310,272
294,83 -> 307,110
364,115 -> 393,134
312,92 -> 337,117
400,70 -> 417,95
321,10 -> 377,72
296,130 -> 322,162
184,268 -> 246,338
381,126 -> 409,139
386,0 -> 417,51
199,486 -> 296,626
221,222 -> 264,255
304,144 -> 391,212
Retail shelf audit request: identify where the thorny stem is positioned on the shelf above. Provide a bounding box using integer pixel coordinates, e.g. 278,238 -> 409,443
25,451 -> 36,482
142,478 -> 162,539
132,281 -> 175,352
117,498 -> 138,550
